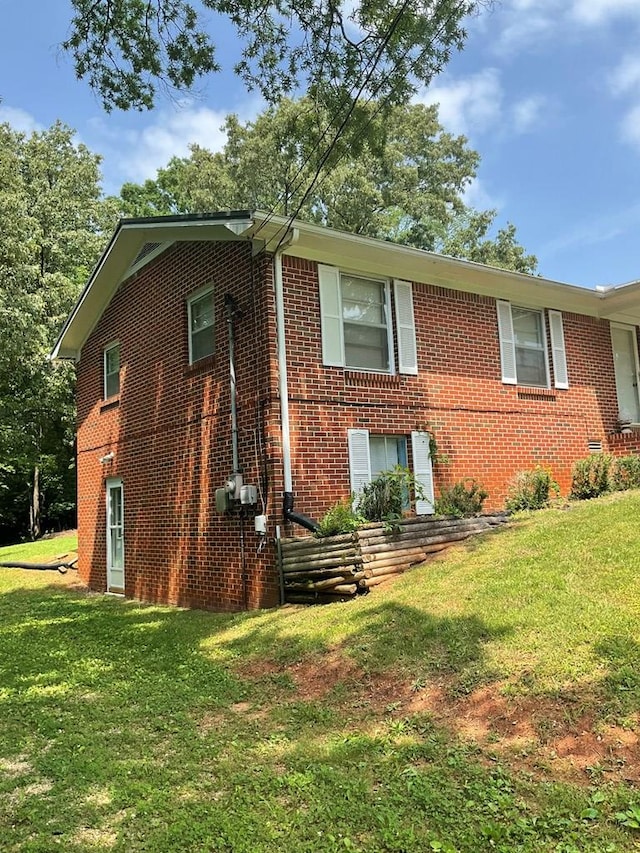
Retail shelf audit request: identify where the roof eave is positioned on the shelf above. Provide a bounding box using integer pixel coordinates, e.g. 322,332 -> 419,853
253,213 -> 606,318
50,212 -> 256,361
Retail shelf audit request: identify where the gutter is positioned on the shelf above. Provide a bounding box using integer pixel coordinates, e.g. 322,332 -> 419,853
273,232 -> 320,534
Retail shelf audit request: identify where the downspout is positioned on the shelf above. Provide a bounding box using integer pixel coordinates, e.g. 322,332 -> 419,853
224,293 -> 241,477
273,233 -> 320,533
225,292 -> 249,606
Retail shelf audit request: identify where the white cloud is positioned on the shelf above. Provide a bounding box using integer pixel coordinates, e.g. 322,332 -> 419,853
607,55 -> 640,153
491,5 -> 558,57
418,69 -> 503,137
620,103 -> 640,148
0,105 -> 41,134
571,0 -> 640,25
90,98 -> 263,189
541,202 -> 640,257
481,0 -> 640,58
511,95 -> 548,134
461,175 -> 502,212
609,56 -> 640,97
126,105 -> 229,180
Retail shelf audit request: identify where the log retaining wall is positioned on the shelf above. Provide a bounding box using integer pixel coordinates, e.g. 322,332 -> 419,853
280,513 -> 509,604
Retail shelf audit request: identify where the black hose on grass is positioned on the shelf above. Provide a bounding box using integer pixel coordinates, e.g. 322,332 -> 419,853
0,560 -> 78,574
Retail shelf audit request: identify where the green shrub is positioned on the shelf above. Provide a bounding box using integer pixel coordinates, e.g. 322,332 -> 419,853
570,453 -> 613,500
315,499 -> 362,538
506,467 -> 559,511
358,466 -> 423,525
611,454 -> 640,491
435,479 -> 488,518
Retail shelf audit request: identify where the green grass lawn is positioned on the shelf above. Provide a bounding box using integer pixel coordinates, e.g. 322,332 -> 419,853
2,499 -> 640,851
0,534 -> 77,565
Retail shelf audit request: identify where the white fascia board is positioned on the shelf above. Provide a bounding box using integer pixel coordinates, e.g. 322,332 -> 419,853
255,214 -> 604,319
51,226 -> 145,360
598,281 -> 640,323
51,215 -> 256,361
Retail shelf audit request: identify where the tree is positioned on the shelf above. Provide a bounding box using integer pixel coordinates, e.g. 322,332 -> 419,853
440,210 -> 537,274
117,98 -> 536,272
0,122 -> 117,540
64,1 -> 478,114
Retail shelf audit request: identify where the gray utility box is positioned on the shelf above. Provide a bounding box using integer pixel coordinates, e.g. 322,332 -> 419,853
215,488 -> 231,512
240,484 -> 258,505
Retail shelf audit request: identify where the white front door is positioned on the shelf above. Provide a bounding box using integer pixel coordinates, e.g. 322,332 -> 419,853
106,479 -> 125,592
611,324 -> 640,424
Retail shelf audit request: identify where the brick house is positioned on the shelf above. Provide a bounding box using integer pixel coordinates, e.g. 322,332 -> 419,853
51,210 -> 640,611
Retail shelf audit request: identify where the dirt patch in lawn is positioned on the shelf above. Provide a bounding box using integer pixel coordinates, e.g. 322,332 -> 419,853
239,650 -> 640,786
404,682 -> 640,785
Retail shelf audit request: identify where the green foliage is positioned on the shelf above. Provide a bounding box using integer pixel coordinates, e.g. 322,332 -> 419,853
435,479 -> 488,517
610,454 -> 640,491
615,803 -> 640,829
315,499 -> 362,538
64,0 -> 476,113
570,454 -> 614,501
0,120 -> 116,539
116,98 -> 535,270
440,210 -> 537,274
505,467 -> 559,512
569,452 -> 640,502
358,466 -> 422,525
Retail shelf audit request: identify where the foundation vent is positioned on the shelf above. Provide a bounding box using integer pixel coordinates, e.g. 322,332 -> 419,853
587,440 -> 603,454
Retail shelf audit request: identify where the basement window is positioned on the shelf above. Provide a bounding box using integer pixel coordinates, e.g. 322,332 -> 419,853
347,429 -> 435,515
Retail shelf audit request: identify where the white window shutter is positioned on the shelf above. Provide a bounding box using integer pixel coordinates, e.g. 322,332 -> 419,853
318,264 -> 344,366
348,429 -> 371,498
393,279 -> 418,375
496,300 -> 517,385
411,431 -> 435,515
548,310 -> 569,389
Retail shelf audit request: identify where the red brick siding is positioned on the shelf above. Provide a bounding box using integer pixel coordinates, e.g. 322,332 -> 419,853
280,256 -> 622,518
76,242 -> 633,611
609,433 -> 640,455
77,241 -> 280,611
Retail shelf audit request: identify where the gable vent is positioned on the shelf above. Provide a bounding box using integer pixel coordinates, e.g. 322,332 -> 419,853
132,242 -> 163,266
588,440 -> 603,454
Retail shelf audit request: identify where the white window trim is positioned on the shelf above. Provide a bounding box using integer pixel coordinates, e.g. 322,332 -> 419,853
319,265 -> 419,375
517,306 -> 551,389
187,286 -> 214,365
103,341 -> 120,399
342,273 -> 394,374
347,428 -> 435,515
497,301 -> 563,389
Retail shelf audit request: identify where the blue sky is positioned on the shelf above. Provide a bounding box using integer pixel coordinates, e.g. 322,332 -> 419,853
2,1 -> 640,289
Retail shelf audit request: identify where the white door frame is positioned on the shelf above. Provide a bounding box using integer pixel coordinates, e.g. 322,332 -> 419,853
611,323 -> 640,424
106,478 -> 125,593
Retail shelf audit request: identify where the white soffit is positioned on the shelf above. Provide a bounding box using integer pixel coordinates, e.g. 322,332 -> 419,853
51,216 -> 255,360
52,211 -> 640,361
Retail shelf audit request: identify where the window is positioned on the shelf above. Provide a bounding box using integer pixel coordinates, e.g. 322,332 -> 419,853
370,435 -> 407,477
188,288 -> 214,364
342,275 -> 390,371
104,343 -> 120,398
512,306 -> 548,387
347,429 -> 434,515
318,265 -> 417,375
497,301 -> 568,389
